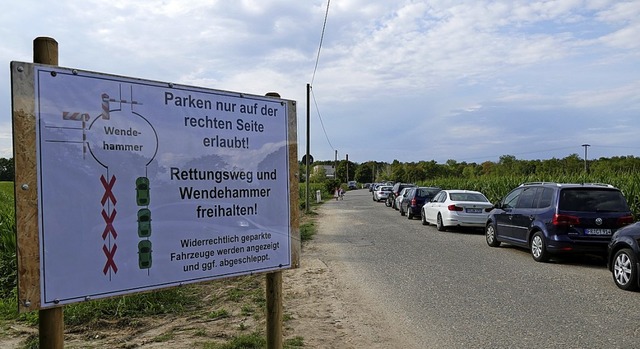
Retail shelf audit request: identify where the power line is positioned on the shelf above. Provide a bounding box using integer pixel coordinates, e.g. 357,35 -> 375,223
456,146 -> 580,163
311,86 -> 334,151
307,0 -> 334,155
311,0 -> 330,85
589,144 -> 640,150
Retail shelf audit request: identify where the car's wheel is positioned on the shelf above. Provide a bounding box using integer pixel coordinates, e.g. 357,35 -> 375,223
436,213 -> 446,231
530,232 -> 550,262
385,198 -> 391,207
485,223 -> 500,247
407,208 -> 414,219
613,248 -> 639,291
421,208 -> 429,225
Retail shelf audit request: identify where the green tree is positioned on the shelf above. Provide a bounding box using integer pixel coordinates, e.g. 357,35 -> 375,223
389,160 -> 405,182
355,163 -> 372,184
480,161 -> 495,176
562,154 -> 584,174
444,159 -> 464,177
404,162 -> 423,183
309,166 -> 327,183
335,161 -> 347,184
417,160 -> 440,180
0,158 -> 14,181
462,163 -> 481,178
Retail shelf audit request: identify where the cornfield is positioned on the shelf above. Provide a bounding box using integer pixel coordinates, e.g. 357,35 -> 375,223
418,172 -> 640,218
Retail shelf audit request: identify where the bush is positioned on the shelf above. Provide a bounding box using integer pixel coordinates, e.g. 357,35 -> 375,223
324,180 -> 341,197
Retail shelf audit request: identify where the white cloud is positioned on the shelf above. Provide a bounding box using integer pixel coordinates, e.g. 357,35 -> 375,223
566,81 -> 640,108
0,0 -> 639,162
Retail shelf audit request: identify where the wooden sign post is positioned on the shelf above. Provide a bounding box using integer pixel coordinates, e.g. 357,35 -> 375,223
33,36 -> 64,349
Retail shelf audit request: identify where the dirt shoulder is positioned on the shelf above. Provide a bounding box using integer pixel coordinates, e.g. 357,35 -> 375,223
284,202 -> 418,349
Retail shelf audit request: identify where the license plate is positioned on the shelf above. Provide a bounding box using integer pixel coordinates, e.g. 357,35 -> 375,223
585,228 -> 612,236
466,208 -> 482,213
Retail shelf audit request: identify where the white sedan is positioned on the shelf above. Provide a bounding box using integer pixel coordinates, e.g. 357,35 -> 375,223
373,185 -> 393,202
421,190 -> 493,231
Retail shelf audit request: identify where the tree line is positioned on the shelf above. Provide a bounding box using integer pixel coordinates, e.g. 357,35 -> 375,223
3,154 -> 639,184
301,154 -> 640,184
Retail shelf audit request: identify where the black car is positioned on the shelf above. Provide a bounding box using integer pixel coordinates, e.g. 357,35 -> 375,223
386,183 -> 416,209
485,182 -> 633,262
608,222 -> 640,291
399,187 -> 442,219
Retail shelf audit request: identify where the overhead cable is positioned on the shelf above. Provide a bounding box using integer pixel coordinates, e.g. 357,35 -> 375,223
311,86 -> 334,151
311,0 -> 330,85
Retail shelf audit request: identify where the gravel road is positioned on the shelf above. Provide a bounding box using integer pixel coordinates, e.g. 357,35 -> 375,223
289,188 -> 640,349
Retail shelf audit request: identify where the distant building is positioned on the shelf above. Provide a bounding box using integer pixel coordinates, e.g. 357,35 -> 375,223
313,165 -> 335,178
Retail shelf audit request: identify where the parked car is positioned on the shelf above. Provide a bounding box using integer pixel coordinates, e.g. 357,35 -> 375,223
136,176 -> 150,206
387,183 -> 416,209
348,181 -> 358,190
608,222 -> 640,291
394,187 -> 413,211
422,189 -> 492,229
137,208 -> 152,237
373,185 -> 392,202
485,182 -> 633,262
138,240 -> 152,269
401,187 -> 442,219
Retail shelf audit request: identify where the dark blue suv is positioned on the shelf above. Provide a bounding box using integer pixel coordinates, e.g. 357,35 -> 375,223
485,182 -> 633,262
399,187 -> 441,220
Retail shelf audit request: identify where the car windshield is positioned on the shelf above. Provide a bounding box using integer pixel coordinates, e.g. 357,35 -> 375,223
379,186 -> 392,191
558,188 -> 629,212
449,193 -> 489,202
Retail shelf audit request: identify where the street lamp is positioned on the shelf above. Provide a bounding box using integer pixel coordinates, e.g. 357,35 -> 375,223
582,144 -> 590,173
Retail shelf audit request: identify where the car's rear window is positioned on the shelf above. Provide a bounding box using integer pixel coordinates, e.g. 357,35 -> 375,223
449,193 -> 489,202
558,188 -> 629,212
417,188 -> 441,198
379,186 -> 392,191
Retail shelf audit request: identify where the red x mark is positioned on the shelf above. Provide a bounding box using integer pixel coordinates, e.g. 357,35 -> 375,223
102,244 -> 118,274
101,209 -> 118,240
100,175 -> 117,206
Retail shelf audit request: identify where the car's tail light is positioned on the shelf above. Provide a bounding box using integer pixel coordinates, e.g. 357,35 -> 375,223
617,215 -> 634,226
553,214 -> 580,226
447,205 -> 463,211
411,198 -> 417,206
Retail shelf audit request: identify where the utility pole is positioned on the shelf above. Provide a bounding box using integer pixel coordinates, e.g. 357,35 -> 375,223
346,153 -> 349,183
582,144 -> 590,173
305,83 -> 310,213
334,150 -> 337,180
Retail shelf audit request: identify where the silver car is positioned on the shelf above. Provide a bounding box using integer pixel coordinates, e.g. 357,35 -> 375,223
373,185 -> 392,202
395,187 -> 413,211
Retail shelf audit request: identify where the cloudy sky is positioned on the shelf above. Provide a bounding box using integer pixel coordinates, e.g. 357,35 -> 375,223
2,0 -> 639,164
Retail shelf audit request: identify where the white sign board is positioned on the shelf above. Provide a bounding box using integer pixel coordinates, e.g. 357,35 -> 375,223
18,63 -> 294,307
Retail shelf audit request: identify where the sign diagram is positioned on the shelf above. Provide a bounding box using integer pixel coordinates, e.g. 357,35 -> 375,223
22,64 -> 295,307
